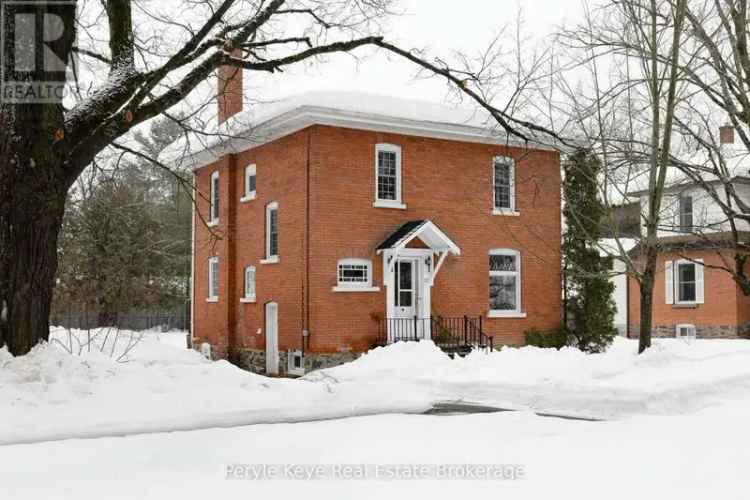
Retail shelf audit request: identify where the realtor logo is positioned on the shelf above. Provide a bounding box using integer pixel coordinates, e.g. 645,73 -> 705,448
0,0 -> 76,103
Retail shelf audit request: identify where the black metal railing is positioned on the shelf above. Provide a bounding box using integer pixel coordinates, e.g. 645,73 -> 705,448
375,315 -> 494,354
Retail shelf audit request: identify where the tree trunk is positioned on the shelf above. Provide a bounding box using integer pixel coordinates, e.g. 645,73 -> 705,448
0,96 -> 72,356
0,155 -> 69,355
638,245 -> 658,353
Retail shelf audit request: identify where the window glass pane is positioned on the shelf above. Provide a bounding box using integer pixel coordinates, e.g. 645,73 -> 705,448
338,264 -> 368,283
679,195 -> 693,232
490,254 -> 516,272
399,261 -> 412,289
268,208 -> 278,256
678,263 -> 696,302
209,259 -> 219,297
247,174 -> 256,194
490,275 -> 517,310
211,174 -> 220,219
377,151 -> 397,200
399,291 -> 413,307
245,267 -> 255,297
494,161 -> 511,209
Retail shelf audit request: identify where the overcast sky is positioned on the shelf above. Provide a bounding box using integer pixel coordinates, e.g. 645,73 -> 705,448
249,0 -> 587,104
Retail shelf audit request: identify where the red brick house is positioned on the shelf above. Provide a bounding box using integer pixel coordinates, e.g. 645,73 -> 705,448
183,70 -> 562,375
623,127 -> 750,339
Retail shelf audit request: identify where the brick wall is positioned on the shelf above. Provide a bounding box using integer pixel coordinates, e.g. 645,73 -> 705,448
627,249 -> 748,338
193,124 -> 562,361
306,125 -> 561,349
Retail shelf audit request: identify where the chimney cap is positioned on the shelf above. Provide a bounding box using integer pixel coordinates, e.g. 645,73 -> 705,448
720,124 -> 735,145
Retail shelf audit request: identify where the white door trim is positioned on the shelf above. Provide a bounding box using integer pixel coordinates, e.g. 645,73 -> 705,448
265,302 -> 279,375
383,248 -> 432,341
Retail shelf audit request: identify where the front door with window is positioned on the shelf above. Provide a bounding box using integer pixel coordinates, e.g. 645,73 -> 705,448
390,258 -> 427,341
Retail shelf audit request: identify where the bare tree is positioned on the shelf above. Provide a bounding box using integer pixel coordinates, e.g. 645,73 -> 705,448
0,0 -> 566,355
555,0 -> 688,352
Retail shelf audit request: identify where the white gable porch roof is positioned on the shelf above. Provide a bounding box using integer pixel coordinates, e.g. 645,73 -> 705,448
376,220 -> 460,255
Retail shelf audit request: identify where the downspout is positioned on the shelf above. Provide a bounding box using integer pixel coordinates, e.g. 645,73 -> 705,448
303,128 -> 312,354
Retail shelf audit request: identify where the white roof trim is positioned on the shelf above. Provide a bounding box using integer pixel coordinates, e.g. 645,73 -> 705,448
378,220 -> 461,256
176,105 -> 557,172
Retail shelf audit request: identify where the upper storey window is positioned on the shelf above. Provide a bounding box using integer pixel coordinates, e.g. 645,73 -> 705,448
493,156 -> 516,215
374,144 -> 405,209
209,170 -> 220,224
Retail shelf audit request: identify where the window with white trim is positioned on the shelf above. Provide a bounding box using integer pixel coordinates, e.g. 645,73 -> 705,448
336,258 -> 372,288
677,261 -> 697,303
676,324 -> 696,339
493,156 -> 515,212
375,144 -> 402,206
208,256 -> 219,300
243,164 -> 256,201
678,194 -> 693,232
265,202 -> 279,260
665,259 -> 704,305
489,249 -> 521,314
243,266 -> 256,301
210,171 -> 220,223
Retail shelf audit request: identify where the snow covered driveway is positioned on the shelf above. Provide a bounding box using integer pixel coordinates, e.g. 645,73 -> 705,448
4,329 -> 750,445
3,403 -> 749,500
309,336 -> 750,418
3,329 -> 750,498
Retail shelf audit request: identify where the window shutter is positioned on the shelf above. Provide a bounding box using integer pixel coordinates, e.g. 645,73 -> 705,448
695,259 -> 705,304
665,260 -> 674,304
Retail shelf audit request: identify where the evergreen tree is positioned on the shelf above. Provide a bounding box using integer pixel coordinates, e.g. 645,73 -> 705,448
563,148 -> 618,353
54,116 -> 191,324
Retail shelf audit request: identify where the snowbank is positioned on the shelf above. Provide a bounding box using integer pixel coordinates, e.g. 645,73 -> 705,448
308,337 -> 750,418
0,327 -> 432,446
4,328 -> 750,445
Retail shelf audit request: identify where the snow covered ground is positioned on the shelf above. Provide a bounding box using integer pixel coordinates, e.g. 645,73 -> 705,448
310,336 -> 750,418
3,328 -> 750,498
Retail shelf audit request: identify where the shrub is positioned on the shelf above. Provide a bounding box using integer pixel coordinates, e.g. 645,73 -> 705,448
524,328 -> 568,349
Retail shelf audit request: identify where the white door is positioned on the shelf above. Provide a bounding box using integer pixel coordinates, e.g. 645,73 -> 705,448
265,302 -> 279,375
393,259 -> 419,340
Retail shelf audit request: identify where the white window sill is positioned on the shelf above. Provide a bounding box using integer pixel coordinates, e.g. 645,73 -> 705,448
487,310 -> 526,318
260,256 -> 279,265
206,219 -> 219,228
373,200 -> 407,210
240,297 -> 256,303
240,193 -> 256,203
332,286 -> 381,293
492,209 -> 520,216
206,297 -> 219,303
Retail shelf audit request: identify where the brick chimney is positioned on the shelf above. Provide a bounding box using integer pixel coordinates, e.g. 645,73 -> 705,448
217,49 -> 244,125
720,124 -> 735,145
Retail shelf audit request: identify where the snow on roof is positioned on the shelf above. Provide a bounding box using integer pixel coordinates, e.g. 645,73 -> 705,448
160,90 -> 551,170
624,142 -> 750,197
226,90 -> 493,131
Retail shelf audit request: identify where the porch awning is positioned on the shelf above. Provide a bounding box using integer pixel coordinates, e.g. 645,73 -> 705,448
376,220 -> 460,255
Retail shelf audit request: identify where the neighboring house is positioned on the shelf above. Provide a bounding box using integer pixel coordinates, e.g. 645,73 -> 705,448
178,65 -> 562,375
623,126 -> 750,339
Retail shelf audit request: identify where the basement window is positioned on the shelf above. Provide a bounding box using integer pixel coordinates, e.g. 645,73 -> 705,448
288,350 -> 304,376
676,324 -> 696,339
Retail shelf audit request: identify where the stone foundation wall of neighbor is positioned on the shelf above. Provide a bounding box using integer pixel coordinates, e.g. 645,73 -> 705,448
627,324 -> 750,339
234,348 -> 358,376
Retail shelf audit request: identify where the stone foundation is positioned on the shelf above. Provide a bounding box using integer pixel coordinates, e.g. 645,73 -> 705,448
627,324 -> 750,339
233,349 -> 358,376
